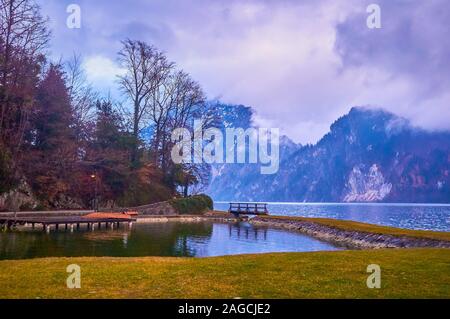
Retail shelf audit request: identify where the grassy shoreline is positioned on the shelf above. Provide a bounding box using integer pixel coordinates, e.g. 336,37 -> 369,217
0,249 -> 449,298
252,215 -> 450,242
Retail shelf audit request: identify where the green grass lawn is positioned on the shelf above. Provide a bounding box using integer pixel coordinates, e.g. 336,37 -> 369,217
1,249 -> 449,299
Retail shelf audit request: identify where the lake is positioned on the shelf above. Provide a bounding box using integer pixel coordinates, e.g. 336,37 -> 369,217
2,202 -> 448,260
0,221 -> 340,260
215,202 -> 450,231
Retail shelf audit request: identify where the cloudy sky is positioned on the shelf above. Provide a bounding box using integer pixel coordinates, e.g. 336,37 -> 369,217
36,0 -> 450,144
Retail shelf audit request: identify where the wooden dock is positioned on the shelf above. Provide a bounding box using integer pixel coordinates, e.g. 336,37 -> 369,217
228,202 -> 269,217
0,214 -> 136,233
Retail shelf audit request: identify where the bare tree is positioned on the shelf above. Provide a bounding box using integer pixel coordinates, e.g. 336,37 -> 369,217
145,66 -> 215,170
117,39 -> 217,194
65,53 -> 97,124
65,54 -> 98,159
0,0 -> 50,61
157,70 -> 207,172
0,0 -> 50,169
117,39 -> 172,167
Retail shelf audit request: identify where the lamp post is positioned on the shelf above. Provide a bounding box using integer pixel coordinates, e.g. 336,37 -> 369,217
91,171 -> 98,212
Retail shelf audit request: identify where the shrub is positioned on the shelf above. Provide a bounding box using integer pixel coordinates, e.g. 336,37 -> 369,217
169,194 -> 213,215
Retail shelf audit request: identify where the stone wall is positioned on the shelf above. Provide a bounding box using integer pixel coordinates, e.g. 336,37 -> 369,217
126,201 -> 177,215
0,180 -> 38,211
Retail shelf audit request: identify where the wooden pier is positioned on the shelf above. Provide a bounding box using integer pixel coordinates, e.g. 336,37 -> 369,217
228,202 -> 269,217
0,214 -> 136,233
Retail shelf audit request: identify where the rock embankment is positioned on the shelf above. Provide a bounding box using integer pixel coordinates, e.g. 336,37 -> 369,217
136,211 -> 240,223
250,216 -> 450,249
128,201 -> 177,215
127,195 -> 213,216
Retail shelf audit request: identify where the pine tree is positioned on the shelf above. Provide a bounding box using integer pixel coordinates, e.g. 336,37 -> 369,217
26,64 -> 78,206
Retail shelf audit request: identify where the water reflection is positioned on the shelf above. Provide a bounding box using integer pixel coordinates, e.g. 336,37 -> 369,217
122,233 -> 128,247
228,222 -> 267,240
0,221 -> 339,260
182,222 -> 339,257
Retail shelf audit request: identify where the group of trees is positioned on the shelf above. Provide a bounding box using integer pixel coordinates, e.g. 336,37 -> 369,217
0,0 -> 212,210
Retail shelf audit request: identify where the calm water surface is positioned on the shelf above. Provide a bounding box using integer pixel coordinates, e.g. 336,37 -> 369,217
3,202 -> 448,260
0,221 -> 340,260
215,202 -> 450,231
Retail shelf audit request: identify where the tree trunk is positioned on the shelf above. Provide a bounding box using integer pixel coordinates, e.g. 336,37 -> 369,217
131,100 -> 140,168
183,183 -> 188,197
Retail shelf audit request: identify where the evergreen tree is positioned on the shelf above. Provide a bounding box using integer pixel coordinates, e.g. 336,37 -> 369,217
26,64 -> 77,206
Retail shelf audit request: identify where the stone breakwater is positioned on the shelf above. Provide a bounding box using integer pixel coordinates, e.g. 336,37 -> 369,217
250,217 -> 450,249
126,201 -> 177,215
135,211 -> 241,223
136,215 -> 239,223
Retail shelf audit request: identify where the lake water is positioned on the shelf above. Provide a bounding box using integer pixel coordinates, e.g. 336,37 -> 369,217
215,202 -> 450,231
2,202 -> 448,260
0,221 -> 340,260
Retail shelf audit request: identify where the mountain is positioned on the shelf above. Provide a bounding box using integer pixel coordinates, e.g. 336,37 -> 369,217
206,106 -> 450,203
